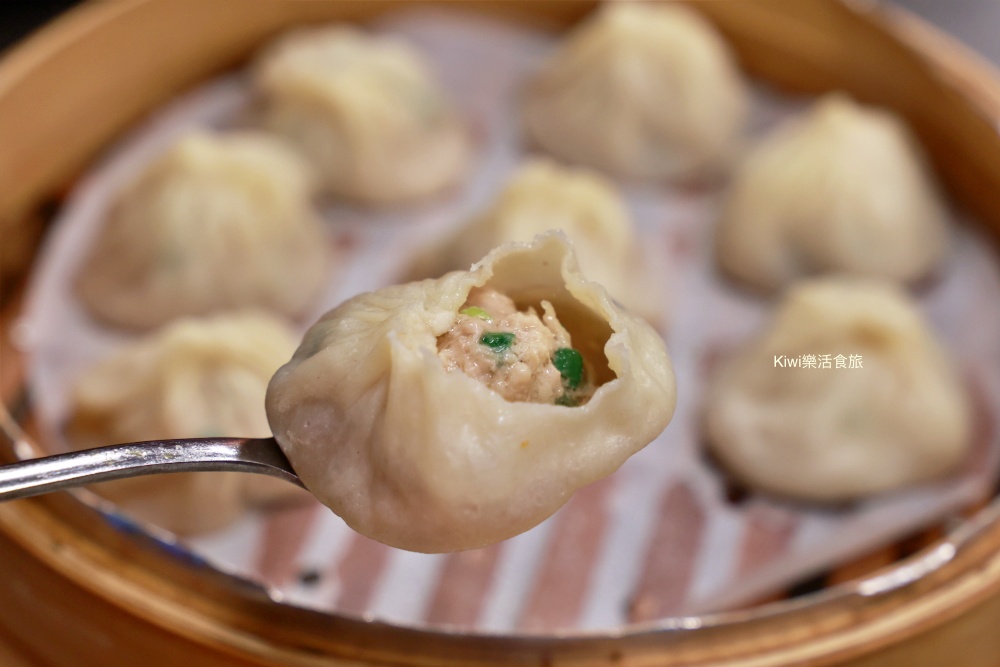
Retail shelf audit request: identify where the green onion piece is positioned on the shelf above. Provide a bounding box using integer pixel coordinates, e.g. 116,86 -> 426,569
555,394 -> 579,407
552,347 -> 585,390
479,331 -> 516,352
459,306 -> 492,322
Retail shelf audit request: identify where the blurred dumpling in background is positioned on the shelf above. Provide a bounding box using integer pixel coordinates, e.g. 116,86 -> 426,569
75,131 -> 330,330
704,278 -> 971,502
716,94 -> 950,292
523,2 -> 747,182
65,311 -> 307,534
253,26 -> 470,204
410,159 -> 664,323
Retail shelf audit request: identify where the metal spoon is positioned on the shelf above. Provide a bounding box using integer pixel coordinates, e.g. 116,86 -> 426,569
0,437 -> 303,502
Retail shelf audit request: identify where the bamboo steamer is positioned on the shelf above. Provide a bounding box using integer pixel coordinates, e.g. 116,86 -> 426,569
2,1 -> 1000,665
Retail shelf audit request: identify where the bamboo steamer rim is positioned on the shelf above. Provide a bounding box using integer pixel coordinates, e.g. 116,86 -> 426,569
3,1 -> 1000,665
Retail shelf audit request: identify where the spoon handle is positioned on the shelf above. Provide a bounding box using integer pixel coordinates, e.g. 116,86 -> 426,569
0,437 -> 302,502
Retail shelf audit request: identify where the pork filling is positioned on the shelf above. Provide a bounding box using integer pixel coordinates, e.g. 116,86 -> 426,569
437,288 -> 594,405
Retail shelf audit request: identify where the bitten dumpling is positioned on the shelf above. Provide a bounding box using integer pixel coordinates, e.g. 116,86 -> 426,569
253,26 -> 470,203
705,278 -> 971,502
66,311 -> 308,534
75,131 -> 330,330
266,233 -> 676,553
411,160 -> 663,322
523,2 -> 747,181
716,95 -> 949,291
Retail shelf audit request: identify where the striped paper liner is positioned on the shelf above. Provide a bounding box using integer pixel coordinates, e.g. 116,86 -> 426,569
18,9 -> 1000,633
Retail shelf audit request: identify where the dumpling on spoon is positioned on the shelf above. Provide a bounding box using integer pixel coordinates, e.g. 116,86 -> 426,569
266,233 -> 677,553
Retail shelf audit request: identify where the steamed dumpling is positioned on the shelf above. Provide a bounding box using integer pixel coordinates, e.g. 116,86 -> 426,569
716,95 -> 950,291
75,131 -> 330,330
523,2 -> 747,181
253,26 -> 470,203
66,311 -> 307,534
266,233 -> 676,553
411,160 -> 663,322
705,278 -> 971,502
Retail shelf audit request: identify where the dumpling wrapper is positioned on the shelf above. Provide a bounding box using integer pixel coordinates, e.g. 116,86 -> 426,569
66,311 -> 309,534
705,278 -> 971,502
409,159 -> 665,323
253,26 -> 470,203
716,95 -> 950,291
266,233 -> 676,553
75,131 -> 331,330
523,2 -> 747,181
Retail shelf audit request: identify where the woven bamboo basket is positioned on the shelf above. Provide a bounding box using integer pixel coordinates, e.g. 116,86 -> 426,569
3,1 -> 1000,665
